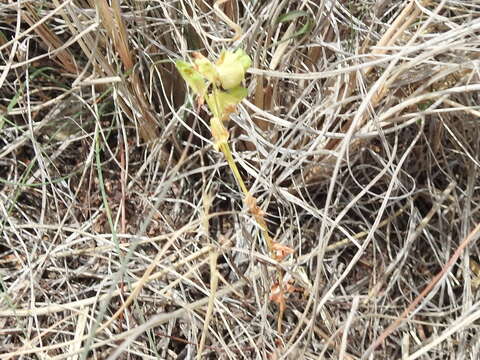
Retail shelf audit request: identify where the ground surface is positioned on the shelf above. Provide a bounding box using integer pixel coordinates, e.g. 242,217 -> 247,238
1,0 -> 480,359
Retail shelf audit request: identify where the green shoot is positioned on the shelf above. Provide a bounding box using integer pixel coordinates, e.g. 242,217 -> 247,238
175,49 -> 294,332
174,49 -> 274,249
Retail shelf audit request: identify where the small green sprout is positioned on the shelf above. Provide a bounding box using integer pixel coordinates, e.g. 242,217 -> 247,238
175,48 -> 270,254
175,49 -> 293,333
175,50 -> 273,236
175,49 -> 280,240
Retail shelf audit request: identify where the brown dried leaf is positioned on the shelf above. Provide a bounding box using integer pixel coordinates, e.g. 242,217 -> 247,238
271,242 -> 294,261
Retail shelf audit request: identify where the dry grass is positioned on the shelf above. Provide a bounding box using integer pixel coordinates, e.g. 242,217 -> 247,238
1,0 -> 480,358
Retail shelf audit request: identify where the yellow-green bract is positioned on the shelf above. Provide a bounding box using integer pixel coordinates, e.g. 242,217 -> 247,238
175,60 -> 208,97
175,49 -> 251,121
205,87 -> 248,120
215,49 -> 251,89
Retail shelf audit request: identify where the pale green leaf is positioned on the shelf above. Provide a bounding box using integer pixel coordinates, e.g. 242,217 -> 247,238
175,60 -> 208,97
205,87 -> 248,120
276,10 -> 309,24
194,56 -> 219,85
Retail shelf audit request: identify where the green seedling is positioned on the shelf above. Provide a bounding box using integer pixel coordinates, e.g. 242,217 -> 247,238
175,49 -> 295,332
175,49 -> 254,201
174,49 -> 277,244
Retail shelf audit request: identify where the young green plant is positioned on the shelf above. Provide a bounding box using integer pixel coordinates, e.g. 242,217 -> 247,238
175,49 -> 275,251
175,50 -> 295,332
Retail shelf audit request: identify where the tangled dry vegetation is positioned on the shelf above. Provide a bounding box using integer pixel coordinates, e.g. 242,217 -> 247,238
1,0 -> 480,358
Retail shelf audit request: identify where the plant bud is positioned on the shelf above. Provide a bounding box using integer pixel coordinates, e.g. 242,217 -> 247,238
216,49 -> 252,89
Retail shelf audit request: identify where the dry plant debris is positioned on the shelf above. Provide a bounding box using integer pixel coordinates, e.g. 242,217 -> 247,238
1,0 -> 480,359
